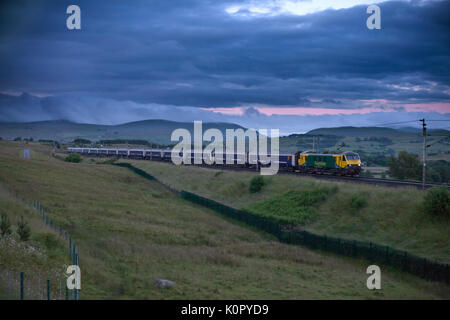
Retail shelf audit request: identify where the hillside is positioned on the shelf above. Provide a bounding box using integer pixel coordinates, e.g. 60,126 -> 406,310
280,127 -> 450,160
125,159 -> 450,264
0,183 -> 71,299
0,141 -> 448,299
307,126 -> 405,137
0,120 -> 245,145
1,120 -> 449,161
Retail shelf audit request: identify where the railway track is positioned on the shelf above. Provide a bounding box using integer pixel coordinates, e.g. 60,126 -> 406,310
187,162 -> 449,190
68,152 -> 449,190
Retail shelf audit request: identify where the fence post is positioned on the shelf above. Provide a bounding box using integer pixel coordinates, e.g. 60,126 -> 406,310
47,280 -> 50,300
73,245 -> 77,265
20,272 -> 24,300
65,283 -> 69,300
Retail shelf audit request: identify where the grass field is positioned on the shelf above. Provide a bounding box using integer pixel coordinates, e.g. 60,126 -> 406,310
0,141 -> 449,299
126,160 -> 450,264
0,182 -> 71,299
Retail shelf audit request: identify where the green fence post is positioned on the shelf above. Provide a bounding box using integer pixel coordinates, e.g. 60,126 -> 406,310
73,245 -> 77,265
20,272 -> 24,300
47,280 -> 50,300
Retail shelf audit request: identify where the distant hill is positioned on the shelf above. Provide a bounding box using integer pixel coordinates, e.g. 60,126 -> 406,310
0,119 -> 245,145
306,126 -> 449,138
281,126 -> 450,159
306,126 -> 407,137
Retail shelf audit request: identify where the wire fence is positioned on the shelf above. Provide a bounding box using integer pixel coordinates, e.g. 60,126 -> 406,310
1,186 -> 80,300
115,162 -> 450,285
0,269 -> 75,300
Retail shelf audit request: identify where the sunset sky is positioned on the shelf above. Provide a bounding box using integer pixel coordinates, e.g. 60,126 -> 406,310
0,0 -> 449,134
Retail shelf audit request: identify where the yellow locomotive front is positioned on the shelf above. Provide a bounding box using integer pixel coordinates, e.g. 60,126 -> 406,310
339,152 -> 361,175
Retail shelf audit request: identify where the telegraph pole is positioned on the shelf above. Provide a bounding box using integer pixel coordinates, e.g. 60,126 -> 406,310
420,119 -> 426,191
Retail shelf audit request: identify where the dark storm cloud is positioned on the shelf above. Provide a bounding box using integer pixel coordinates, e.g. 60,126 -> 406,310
0,0 -> 449,108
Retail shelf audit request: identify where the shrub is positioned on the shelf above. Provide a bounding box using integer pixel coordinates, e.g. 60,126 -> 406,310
65,152 -> 83,163
423,186 -> 450,218
249,176 -> 265,193
34,233 -> 66,257
73,138 -> 92,145
17,216 -> 31,241
388,151 -> 421,180
0,212 -> 12,238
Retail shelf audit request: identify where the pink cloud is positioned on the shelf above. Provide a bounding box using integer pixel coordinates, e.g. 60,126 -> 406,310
256,107 -> 387,116
403,103 -> 450,114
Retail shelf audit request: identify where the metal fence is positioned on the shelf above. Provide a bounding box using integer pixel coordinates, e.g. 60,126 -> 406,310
1,188 -> 80,300
115,162 -> 450,285
29,199 -> 79,268
0,269 -> 75,300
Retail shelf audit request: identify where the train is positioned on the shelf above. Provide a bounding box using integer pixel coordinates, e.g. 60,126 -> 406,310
67,147 -> 362,176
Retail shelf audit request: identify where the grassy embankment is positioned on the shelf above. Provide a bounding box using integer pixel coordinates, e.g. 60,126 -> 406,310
0,141 -> 449,299
0,182 -> 70,299
126,160 -> 450,264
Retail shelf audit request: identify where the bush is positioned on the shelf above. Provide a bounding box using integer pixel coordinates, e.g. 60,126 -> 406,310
423,186 -> 450,218
34,233 -> 66,258
73,138 -> 92,145
65,152 -> 83,163
0,212 -> 12,238
249,176 -> 265,193
17,216 -> 31,241
426,160 -> 450,184
388,151 -> 421,180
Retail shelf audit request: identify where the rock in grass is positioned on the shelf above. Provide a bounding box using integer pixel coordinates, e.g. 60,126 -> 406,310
154,279 -> 176,288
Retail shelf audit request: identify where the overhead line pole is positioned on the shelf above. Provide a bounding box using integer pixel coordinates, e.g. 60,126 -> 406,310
421,119 -> 426,191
